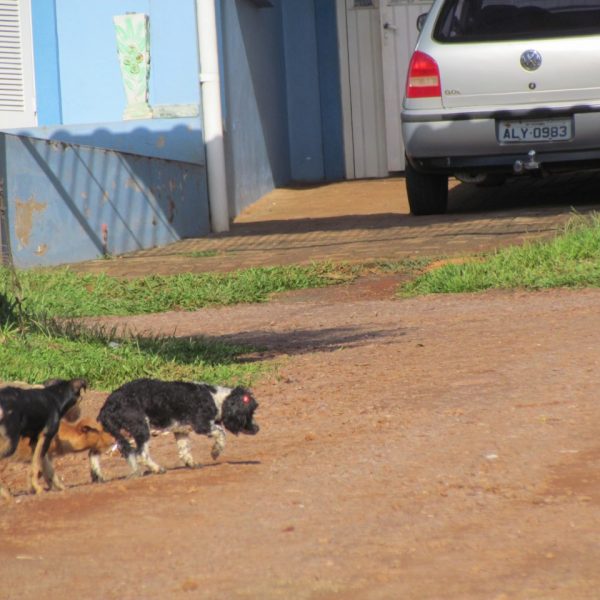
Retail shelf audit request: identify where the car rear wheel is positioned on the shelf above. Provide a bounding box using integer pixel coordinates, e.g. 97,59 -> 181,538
405,159 -> 448,215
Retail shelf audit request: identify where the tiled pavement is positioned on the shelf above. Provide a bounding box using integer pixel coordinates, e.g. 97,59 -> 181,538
74,174 -> 600,277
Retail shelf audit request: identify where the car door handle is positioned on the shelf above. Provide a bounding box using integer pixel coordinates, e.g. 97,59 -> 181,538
383,22 -> 397,31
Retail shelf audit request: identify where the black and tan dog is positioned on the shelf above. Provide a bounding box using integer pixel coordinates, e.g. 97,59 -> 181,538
0,379 -> 87,498
1,416 -> 115,490
97,378 -> 259,479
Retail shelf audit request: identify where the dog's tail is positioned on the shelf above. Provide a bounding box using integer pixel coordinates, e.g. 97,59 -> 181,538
0,410 -> 19,459
0,433 -> 19,459
0,434 -> 11,458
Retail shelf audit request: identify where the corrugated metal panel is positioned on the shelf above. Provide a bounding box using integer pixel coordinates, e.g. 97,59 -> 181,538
338,0 -> 433,175
342,0 -> 388,179
5,134 -> 209,267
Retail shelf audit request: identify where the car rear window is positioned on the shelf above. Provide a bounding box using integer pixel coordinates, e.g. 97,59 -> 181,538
434,0 -> 600,42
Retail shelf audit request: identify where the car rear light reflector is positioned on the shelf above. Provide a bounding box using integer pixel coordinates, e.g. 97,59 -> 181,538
406,51 -> 441,99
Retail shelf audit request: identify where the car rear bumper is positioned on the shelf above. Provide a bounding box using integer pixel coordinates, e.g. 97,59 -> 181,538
402,108 -> 600,174
401,104 -> 600,123
406,147 -> 600,175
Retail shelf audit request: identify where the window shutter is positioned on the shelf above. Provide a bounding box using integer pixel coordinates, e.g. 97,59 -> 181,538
0,0 -> 35,127
0,1 -> 24,111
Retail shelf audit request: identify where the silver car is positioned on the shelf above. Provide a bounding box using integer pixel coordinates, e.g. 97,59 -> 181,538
401,0 -> 600,215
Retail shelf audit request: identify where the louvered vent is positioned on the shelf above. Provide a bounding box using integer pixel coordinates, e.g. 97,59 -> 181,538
0,0 -> 23,112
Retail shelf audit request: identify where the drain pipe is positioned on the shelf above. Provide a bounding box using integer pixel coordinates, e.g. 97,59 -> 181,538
195,0 -> 229,232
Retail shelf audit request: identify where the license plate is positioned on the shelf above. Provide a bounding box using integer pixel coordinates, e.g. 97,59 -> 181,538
497,118 -> 573,143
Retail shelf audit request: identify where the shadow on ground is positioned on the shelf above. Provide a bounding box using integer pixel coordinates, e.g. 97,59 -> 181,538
226,172 -> 600,237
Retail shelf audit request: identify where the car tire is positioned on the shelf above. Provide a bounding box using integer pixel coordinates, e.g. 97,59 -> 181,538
405,159 -> 448,215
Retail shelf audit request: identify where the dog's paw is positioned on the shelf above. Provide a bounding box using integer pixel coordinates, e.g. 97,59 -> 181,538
210,425 -> 226,460
143,465 -> 167,475
107,443 -> 121,457
31,483 -> 45,495
51,479 -> 65,492
210,444 -> 223,461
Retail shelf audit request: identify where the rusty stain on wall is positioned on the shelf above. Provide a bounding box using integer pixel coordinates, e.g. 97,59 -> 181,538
15,196 -> 47,248
168,197 -> 176,223
125,177 -> 144,193
49,140 -> 68,151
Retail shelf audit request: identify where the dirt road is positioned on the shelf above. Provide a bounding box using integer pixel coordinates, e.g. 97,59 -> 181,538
1,279 -> 599,599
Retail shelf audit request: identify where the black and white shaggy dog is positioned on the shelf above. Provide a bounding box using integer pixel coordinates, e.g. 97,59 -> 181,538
0,378 -> 87,498
96,378 -> 259,479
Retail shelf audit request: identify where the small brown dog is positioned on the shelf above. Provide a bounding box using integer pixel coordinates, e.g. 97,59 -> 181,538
1,416 -> 115,498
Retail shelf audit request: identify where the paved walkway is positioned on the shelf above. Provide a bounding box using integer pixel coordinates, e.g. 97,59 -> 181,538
74,173 -> 600,277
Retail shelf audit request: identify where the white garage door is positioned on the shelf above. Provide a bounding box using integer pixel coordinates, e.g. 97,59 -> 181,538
337,0 -> 431,178
379,0 -> 433,172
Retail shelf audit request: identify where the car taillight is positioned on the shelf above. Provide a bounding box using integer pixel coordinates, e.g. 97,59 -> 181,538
406,51 -> 441,99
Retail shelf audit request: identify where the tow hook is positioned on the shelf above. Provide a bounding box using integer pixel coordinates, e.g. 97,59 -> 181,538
513,149 -> 540,174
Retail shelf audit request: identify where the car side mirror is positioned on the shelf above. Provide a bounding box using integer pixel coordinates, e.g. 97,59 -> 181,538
416,12 -> 428,32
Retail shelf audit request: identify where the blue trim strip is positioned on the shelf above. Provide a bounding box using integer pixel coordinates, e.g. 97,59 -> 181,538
315,0 -> 345,181
31,0 -> 62,125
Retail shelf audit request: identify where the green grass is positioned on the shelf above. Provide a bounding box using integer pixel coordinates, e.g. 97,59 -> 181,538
4,263 -> 356,318
403,213 -> 600,296
0,260 -> 421,389
11,215 -> 600,389
7,212 -> 600,389
0,320 -> 261,391
1,260 -> 422,319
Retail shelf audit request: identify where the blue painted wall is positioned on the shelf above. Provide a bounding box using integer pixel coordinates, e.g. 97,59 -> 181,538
221,0 -> 344,215
221,0 -> 290,216
21,0 -> 345,256
26,0 -> 204,165
14,0 -> 209,268
314,1 -> 345,182
14,119 -> 204,165
31,0 -> 62,125
54,0 -> 200,124
281,0 -> 344,183
282,1 -> 324,182
32,0 -> 201,127
1,133 -> 209,268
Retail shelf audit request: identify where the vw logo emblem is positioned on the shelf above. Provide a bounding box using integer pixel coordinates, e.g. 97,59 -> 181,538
520,49 -> 542,71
